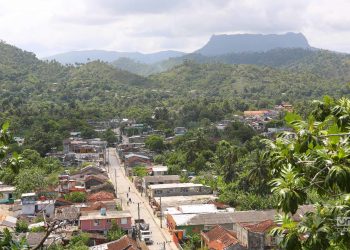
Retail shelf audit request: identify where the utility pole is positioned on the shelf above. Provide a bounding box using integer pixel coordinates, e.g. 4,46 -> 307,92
137,202 -> 141,240
115,168 -> 117,198
159,196 -> 162,228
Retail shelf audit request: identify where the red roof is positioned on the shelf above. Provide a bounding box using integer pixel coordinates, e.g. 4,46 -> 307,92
241,219 -> 275,233
107,235 -> 138,250
80,201 -> 108,212
87,191 -> 115,202
201,225 -> 240,248
244,110 -> 269,116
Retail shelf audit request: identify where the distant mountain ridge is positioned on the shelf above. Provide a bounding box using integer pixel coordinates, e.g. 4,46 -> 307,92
43,32 -> 310,65
196,32 -> 311,56
43,49 -> 186,65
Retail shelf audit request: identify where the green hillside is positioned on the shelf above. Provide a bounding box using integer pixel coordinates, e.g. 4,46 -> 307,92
1,41 -> 350,155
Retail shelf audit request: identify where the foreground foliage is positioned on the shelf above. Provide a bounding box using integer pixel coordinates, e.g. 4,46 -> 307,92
266,97 -> 350,249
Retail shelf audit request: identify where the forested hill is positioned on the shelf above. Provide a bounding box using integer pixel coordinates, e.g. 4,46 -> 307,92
111,48 -> 350,81
149,62 -> 349,104
0,40 -> 350,155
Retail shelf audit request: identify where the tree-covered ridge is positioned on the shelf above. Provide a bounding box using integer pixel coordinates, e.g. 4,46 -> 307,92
111,48 -> 350,83
150,61 -> 350,105
0,41 -> 350,156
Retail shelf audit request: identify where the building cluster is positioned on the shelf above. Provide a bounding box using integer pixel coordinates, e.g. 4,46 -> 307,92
166,203 -> 313,250
214,103 -> 294,138
0,163 -> 140,249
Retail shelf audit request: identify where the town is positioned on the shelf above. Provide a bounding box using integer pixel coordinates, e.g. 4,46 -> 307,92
0,105 -> 315,250
0,2 -> 349,249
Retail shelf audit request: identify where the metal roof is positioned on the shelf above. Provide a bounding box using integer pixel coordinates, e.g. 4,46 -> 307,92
149,183 -> 206,189
178,204 -> 217,214
125,153 -> 150,160
143,175 -> 180,183
80,210 -> 132,221
0,185 -> 15,193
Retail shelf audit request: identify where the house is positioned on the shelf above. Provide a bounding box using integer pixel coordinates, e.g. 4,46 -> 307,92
151,194 -> 217,213
167,205 -> 314,240
151,165 -> 168,176
0,184 -> 15,203
54,206 -> 80,222
21,193 -> 37,215
78,165 -> 107,176
80,200 -> 117,212
167,212 -> 238,234
89,235 -> 139,250
236,220 -> 276,250
90,183 -> 116,195
124,153 -> 151,168
148,183 -> 212,198
57,174 -> 86,195
128,135 -> 146,144
79,209 -> 132,234
142,175 -> 180,195
35,200 -> 55,217
174,127 -> 187,136
201,225 -> 245,250
84,175 -> 108,189
243,110 -> 270,117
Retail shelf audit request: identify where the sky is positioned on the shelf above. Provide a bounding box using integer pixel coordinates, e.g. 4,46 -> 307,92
0,0 -> 350,57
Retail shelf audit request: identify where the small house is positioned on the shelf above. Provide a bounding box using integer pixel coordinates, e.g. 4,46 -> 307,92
201,225 -> 244,250
80,209 -> 132,234
124,153 -> 151,168
21,193 -> 37,215
236,219 -> 276,249
142,175 -> 180,195
151,165 -> 168,176
148,183 -> 212,198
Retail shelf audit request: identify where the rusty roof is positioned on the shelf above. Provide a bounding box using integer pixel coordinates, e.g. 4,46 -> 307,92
107,235 -> 138,250
201,225 -> 240,248
87,191 -> 116,202
240,219 -> 275,233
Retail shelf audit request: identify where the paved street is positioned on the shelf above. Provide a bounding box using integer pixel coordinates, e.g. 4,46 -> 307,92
107,148 -> 178,250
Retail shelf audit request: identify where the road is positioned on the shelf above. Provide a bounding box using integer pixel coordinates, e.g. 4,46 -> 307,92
107,148 -> 178,250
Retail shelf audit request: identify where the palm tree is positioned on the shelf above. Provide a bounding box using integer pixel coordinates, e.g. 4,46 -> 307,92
247,150 -> 270,194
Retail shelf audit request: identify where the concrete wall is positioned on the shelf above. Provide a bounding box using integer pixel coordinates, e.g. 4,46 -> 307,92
22,204 -> 35,215
80,217 -> 132,232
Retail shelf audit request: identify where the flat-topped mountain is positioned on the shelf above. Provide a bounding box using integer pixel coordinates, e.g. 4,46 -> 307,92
196,32 -> 311,56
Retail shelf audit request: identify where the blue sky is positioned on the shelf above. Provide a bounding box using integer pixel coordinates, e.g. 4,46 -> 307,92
0,0 -> 349,57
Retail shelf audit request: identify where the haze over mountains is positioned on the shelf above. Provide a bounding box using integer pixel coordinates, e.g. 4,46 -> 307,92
44,32 -> 312,65
43,50 -> 185,65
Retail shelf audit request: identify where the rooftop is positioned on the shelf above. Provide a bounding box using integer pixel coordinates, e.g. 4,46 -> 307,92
21,193 -> 36,197
88,191 -> 116,202
80,210 -> 132,221
143,175 -> 180,183
171,205 -> 314,226
152,165 -> 168,172
125,153 -> 150,160
178,204 -> 217,214
0,185 -> 15,193
243,110 -> 270,116
154,194 -> 217,210
240,219 -> 275,233
201,225 -> 240,248
149,183 -> 207,190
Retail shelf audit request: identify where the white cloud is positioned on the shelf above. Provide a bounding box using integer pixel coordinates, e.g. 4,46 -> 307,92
0,0 -> 349,56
